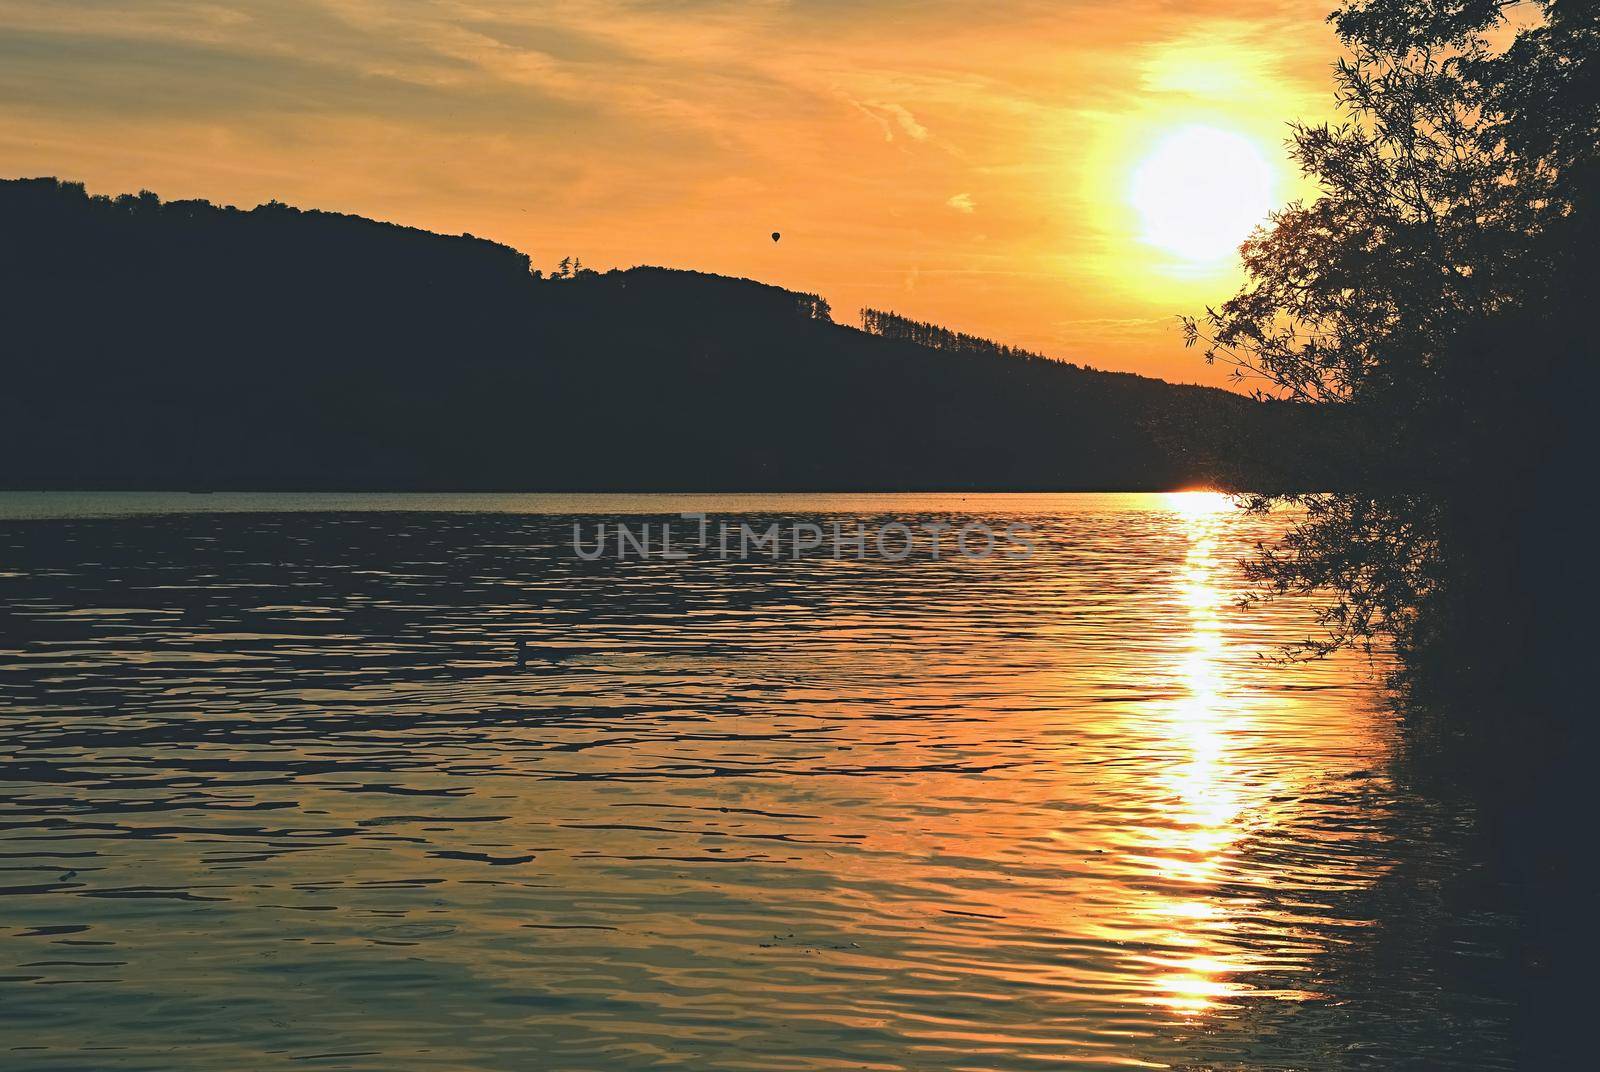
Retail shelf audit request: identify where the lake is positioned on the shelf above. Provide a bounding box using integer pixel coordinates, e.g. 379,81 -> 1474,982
0,493 -> 1520,1069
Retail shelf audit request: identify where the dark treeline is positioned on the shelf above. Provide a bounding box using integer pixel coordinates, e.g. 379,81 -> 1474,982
0,177 -> 1316,492
859,308 -> 1074,370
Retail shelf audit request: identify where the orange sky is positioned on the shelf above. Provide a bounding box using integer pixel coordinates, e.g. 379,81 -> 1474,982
0,0 -> 1342,387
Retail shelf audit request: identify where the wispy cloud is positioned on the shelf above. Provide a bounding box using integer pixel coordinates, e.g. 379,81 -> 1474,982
847,98 -> 935,144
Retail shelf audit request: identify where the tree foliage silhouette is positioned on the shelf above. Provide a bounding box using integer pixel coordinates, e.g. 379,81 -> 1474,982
1185,0 -> 1597,692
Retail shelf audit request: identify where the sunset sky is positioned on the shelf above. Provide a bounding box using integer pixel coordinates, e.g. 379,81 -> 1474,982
0,0 -> 1343,387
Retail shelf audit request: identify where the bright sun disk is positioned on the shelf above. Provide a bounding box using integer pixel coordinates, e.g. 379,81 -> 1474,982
1130,126 -> 1274,263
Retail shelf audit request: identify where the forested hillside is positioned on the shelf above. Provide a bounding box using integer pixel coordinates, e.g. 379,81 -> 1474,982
0,178 -> 1319,491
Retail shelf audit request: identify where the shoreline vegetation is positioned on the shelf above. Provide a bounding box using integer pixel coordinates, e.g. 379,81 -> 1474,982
1183,0 -> 1592,710
0,176 -> 1338,495
1180,4 -> 1593,1060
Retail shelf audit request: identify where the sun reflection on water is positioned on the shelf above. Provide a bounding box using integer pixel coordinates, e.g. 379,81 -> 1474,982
1144,491 -> 1252,1015
1163,489 -> 1235,517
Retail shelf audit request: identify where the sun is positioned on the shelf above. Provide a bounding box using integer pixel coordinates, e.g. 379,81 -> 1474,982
1130,126 -> 1275,263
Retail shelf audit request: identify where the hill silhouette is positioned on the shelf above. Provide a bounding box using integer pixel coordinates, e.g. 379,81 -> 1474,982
1,178 -> 1314,491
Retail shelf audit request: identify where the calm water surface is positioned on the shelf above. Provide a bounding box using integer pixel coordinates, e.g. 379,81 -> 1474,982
0,494 -> 1517,1069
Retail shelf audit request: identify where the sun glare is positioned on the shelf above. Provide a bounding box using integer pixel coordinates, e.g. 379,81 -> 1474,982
1130,126 -> 1274,263
1164,490 -> 1235,516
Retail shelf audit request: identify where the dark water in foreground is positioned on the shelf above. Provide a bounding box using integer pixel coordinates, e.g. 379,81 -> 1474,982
0,494 -> 1523,1069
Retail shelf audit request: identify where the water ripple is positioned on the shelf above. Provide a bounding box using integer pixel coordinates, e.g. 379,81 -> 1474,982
0,494 -> 1515,1070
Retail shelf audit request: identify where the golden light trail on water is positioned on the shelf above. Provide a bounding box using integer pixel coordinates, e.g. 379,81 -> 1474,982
1148,490 -> 1250,1015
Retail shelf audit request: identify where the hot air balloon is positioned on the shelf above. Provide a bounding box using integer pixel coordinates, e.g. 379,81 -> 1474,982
771,232 -> 781,243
